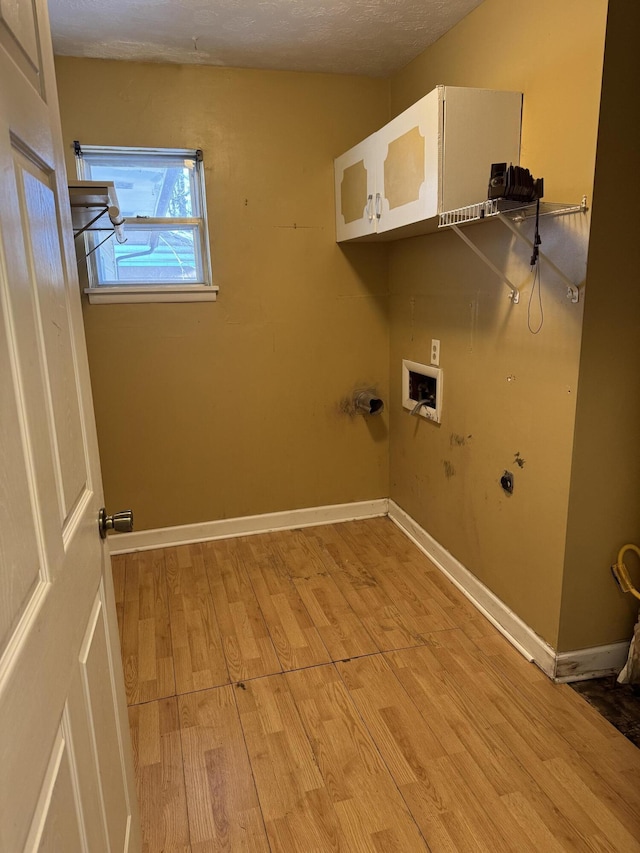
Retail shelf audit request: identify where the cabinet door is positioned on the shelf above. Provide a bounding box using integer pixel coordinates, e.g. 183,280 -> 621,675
376,88 -> 440,233
334,135 -> 377,241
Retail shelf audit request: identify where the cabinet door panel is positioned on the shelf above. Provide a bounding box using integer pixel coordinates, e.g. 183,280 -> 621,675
384,126 -> 426,210
377,89 -> 440,233
334,136 -> 377,241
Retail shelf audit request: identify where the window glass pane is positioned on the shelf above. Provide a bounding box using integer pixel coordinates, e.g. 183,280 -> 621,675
83,154 -> 198,218
92,226 -> 202,285
77,146 -> 211,290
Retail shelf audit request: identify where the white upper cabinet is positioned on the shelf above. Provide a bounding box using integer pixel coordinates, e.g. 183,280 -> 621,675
334,86 -> 522,242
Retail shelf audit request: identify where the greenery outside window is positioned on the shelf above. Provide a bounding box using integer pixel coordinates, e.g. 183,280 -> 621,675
75,145 -> 215,303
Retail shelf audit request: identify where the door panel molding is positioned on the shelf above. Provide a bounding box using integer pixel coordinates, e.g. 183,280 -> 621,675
24,723 -> 85,851
80,589 -> 132,852
0,17 -> 41,94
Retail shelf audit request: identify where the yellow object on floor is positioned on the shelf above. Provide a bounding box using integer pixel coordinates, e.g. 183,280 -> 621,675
612,543 -> 640,685
611,543 -> 640,600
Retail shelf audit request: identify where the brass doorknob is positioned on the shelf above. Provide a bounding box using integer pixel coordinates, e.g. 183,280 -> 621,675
99,508 -> 134,539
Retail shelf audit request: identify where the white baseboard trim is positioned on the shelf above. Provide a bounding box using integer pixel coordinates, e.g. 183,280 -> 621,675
388,500 -> 631,682
109,498 -> 389,555
387,500 -> 558,677
554,642 -> 630,683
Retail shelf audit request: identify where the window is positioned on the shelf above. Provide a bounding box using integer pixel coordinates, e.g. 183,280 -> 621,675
75,145 -> 215,303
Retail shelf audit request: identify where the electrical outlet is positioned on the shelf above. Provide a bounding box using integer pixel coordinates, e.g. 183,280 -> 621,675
431,339 -> 440,366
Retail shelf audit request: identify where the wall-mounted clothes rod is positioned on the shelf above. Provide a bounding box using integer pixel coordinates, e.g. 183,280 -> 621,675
68,180 -> 127,248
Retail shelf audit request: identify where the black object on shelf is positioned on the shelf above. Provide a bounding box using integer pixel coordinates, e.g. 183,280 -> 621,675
489,163 -> 544,204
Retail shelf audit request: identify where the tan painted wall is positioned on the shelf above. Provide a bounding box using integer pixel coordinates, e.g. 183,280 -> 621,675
55,58 -> 390,531
55,3 -> 633,654
559,0 -> 640,651
388,0 -> 608,647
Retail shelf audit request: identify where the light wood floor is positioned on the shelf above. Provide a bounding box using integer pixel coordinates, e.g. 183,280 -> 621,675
113,517 -> 640,852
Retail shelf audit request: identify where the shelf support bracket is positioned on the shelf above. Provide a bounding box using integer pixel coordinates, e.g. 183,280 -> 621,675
73,207 -> 109,240
451,224 -> 520,303
496,213 -> 581,303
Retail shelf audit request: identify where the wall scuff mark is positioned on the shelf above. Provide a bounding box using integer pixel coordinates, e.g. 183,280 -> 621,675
450,432 -> 471,447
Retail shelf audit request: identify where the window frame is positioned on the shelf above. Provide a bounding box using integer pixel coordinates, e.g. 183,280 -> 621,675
75,145 -> 216,304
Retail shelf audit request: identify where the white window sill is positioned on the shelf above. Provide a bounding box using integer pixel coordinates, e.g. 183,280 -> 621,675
84,285 -> 219,304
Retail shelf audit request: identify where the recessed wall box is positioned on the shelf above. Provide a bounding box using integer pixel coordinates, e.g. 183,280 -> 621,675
402,359 -> 443,423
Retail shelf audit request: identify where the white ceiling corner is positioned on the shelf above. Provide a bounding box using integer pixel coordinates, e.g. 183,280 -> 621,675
48,0 -> 485,77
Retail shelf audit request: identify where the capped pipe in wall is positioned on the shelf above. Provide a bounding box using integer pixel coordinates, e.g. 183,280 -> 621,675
353,390 -> 384,416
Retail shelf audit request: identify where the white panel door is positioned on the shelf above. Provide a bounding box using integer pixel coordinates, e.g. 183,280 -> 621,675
0,2 -> 140,851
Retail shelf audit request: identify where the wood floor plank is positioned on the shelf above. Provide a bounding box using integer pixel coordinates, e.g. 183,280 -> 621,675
400,629 -> 509,730
358,518 -> 494,635
479,724 -> 604,853
272,528 -> 330,579
303,525 -> 426,652
556,740 -> 640,843
236,536 -> 331,671
122,549 -> 176,705
527,674 -> 640,769
333,522 -> 459,637
236,672 -> 347,851
129,697 -> 190,853
203,538 -> 282,682
336,653 -> 448,772
356,517 -> 419,559
337,654 -> 519,853
365,518 -> 469,621
165,544 -> 229,694
292,571 -> 378,660
122,519 -> 640,853
544,756 -> 640,852
286,664 -> 430,852
385,646 -> 612,852
384,645 -> 468,757
486,653 -> 616,762
500,791 -> 569,853
493,719 -> 608,838
179,685 -> 270,852
314,521 -> 455,640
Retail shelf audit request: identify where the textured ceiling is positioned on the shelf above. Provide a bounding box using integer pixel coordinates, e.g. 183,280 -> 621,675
48,0 -> 484,78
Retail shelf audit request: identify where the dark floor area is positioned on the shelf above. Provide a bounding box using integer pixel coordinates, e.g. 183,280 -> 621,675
570,676 -> 640,748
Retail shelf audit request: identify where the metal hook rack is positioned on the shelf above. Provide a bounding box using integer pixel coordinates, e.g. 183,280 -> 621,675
439,196 -> 588,304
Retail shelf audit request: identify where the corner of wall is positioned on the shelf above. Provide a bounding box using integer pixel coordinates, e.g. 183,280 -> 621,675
559,0 -> 640,652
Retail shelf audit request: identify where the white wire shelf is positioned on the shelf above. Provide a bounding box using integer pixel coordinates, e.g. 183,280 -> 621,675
438,198 -> 586,229
438,196 -> 588,304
